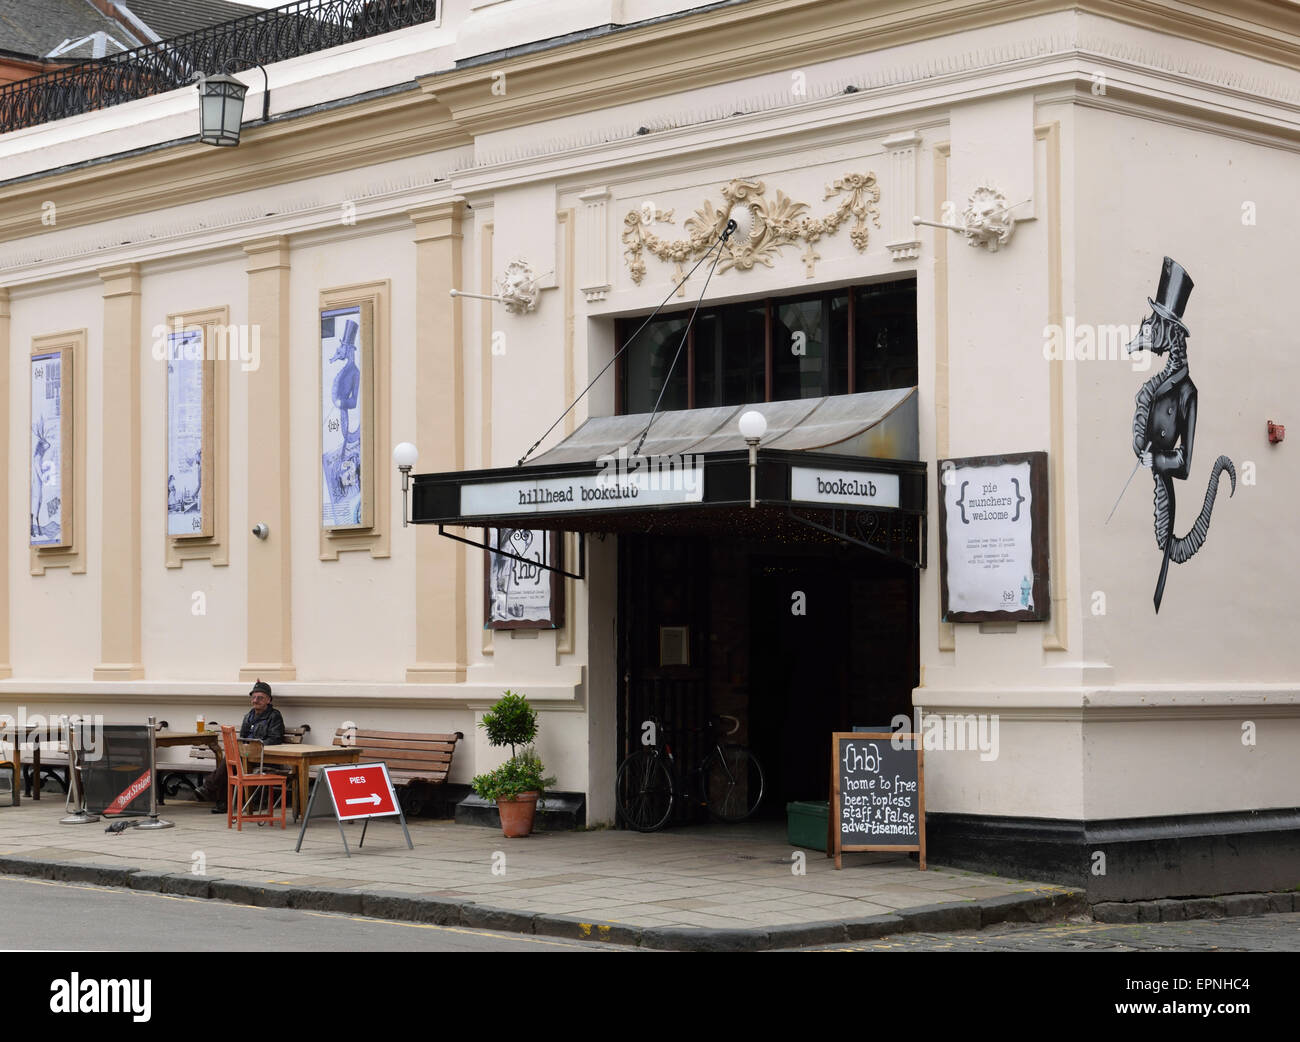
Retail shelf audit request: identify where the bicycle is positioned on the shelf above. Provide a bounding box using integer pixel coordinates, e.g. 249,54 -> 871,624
615,714 -> 765,832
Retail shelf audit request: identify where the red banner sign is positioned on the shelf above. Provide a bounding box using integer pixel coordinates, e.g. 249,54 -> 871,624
105,769 -> 151,816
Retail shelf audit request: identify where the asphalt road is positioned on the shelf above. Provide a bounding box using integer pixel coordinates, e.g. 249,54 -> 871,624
0,874 -> 626,952
801,911 -> 1300,951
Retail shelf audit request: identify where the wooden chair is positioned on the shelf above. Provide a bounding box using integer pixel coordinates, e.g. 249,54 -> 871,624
220,725 -> 287,830
0,729 -> 16,807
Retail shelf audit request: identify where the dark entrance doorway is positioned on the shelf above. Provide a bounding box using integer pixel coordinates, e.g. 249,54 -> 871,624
617,533 -> 918,824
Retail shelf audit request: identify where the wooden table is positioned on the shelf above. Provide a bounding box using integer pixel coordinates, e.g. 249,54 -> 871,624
16,725 -> 74,803
154,730 -> 220,753
260,745 -> 362,821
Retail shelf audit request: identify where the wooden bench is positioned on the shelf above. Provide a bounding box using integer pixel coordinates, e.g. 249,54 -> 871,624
332,728 -> 464,815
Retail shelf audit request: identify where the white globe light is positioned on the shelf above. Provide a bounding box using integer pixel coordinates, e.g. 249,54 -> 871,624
728,204 -> 754,243
738,409 -> 767,442
392,442 -> 419,469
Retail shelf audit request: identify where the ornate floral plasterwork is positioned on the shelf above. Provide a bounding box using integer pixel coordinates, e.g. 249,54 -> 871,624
621,174 -> 881,284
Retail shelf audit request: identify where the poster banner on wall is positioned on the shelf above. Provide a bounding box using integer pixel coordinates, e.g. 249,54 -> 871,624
320,304 -> 372,530
484,528 -> 564,630
166,329 -> 212,538
30,350 -> 68,548
938,451 -> 1049,622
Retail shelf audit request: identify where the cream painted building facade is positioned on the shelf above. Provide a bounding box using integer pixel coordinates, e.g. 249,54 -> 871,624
0,0 -> 1296,899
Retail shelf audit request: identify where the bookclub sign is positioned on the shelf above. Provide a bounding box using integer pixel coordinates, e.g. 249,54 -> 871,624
461,459 -> 704,517
791,466 -> 900,510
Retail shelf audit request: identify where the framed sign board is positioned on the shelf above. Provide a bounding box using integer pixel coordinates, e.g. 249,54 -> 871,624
30,349 -> 71,549
484,528 -> 564,630
938,451 -> 1049,623
829,732 -> 925,870
166,328 -> 214,538
320,302 -> 374,531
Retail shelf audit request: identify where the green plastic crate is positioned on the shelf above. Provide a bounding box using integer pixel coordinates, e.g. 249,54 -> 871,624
787,800 -> 829,852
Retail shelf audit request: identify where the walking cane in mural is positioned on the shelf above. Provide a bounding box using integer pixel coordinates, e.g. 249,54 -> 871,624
1125,257 -> 1235,613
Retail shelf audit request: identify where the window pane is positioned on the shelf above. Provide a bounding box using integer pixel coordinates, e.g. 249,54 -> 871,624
693,312 -> 719,409
771,298 -> 825,401
625,315 -> 689,414
693,303 -> 765,410
828,292 -> 850,395
854,279 -> 918,393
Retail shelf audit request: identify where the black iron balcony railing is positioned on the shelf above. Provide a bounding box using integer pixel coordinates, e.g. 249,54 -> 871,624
0,0 -> 439,136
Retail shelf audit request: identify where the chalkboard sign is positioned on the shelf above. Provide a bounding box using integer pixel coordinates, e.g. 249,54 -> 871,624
828,732 -> 925,870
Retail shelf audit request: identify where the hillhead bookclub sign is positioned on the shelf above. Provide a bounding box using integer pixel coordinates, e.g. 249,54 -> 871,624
938,451 -> 1049,623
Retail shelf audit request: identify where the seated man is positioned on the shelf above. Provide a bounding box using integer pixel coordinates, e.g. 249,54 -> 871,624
200,679 -> 285,813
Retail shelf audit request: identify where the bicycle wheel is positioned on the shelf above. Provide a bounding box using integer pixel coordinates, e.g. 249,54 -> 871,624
615,749 -> 673,832
703,745 -> 765,823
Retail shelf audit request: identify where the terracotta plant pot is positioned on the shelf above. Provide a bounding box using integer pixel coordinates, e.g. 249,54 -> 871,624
496,791 -> 539,838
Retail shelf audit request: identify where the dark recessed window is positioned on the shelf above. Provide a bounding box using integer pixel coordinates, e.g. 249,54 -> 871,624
624,315 -> 688,414
616,279 -> 916,414
854,280 -> 918,394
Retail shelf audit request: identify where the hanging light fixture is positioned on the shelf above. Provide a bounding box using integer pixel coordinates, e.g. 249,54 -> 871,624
197,63 -> 269,147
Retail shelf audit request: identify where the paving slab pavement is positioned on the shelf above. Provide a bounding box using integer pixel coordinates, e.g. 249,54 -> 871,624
0,798 -> 1083,950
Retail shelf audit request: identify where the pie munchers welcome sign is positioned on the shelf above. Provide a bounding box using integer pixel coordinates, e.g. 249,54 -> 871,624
938,451 -> 1049,623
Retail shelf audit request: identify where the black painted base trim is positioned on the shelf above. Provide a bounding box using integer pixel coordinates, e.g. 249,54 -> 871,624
927,808 -> 1300,901
455,791 -> 587,831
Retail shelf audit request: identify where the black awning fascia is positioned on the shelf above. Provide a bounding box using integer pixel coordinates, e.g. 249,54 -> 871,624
411,449 -> 926,528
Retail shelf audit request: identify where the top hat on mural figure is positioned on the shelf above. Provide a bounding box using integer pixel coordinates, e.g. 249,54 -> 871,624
1148,256 -> 1194,331
339,319 -> 359,350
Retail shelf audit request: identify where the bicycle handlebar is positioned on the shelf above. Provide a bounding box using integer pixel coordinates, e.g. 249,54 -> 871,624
645,714 -> 740,738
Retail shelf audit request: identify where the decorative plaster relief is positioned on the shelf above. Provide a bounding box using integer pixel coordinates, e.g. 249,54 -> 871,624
497,259 -> 542,314
961,184 -> 1018,252
578,187 -> 612,304
621,174 -> 880,286
882,130 -> 922,262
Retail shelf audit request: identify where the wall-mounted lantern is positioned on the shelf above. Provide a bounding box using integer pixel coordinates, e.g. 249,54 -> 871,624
197,63 -> 269,147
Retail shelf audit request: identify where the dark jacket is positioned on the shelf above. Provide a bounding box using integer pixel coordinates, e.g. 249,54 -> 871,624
239,706 -> 285,748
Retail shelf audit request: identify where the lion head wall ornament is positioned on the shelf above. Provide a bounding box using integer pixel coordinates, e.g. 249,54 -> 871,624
961,184 -> 1017,252
496,260 -> 542,315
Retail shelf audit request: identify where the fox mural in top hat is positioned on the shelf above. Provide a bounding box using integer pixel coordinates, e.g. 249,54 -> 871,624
1125,257 -> 1235,613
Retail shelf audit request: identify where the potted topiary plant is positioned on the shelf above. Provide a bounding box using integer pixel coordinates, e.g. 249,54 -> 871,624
472,691 -> 555,837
